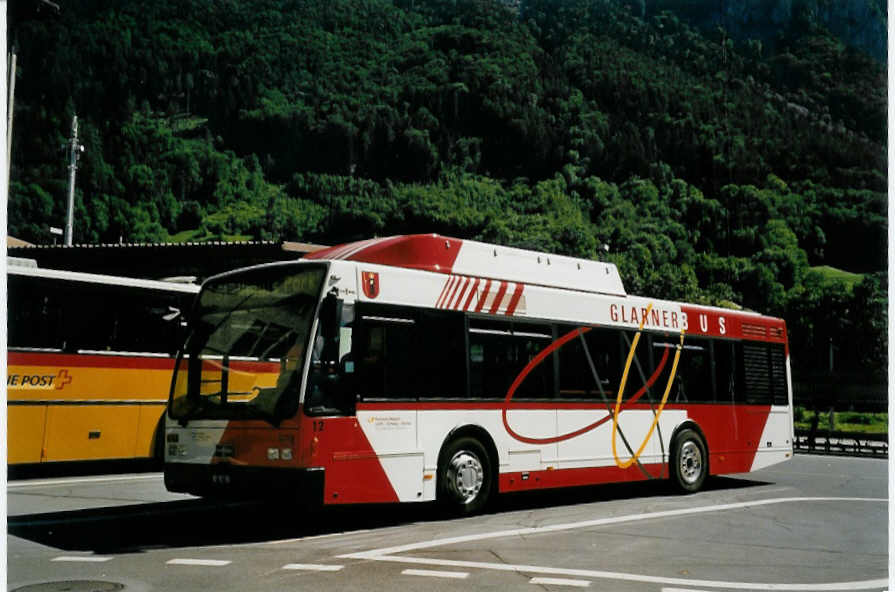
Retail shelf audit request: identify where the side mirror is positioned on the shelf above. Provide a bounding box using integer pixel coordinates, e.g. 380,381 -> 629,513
319,291 -> 342,363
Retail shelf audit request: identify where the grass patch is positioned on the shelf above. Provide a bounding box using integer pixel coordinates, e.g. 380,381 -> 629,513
809,265 -> 864,290
794,406 -> 887,434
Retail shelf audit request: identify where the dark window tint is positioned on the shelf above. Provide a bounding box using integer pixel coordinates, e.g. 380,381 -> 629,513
352,304 -> 465,400
557,326 -> 622,400
8,274 -> 191,354
8,275 -> 65,349
769,345 -> 788,405
469,318 -> 554,399
653,338 -> 713,403
619,330 -> 659,404
737,342 -> 787,405
714,340 -> 737,402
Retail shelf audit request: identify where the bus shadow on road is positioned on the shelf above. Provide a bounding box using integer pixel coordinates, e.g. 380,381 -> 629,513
491,474 -> 772,513
7,475 -> 770,554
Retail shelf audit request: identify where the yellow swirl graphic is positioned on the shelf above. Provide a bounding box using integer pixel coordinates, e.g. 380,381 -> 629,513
611,302 -> 685,469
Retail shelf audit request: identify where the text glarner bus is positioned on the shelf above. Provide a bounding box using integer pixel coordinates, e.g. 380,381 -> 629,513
165,234 -> 793,512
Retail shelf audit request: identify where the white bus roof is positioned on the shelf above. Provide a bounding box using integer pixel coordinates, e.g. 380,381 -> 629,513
7,263 -> 201,294
305,234 -> 626,296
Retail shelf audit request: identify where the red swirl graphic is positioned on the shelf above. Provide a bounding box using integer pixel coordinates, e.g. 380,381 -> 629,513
501,327 -> 671,445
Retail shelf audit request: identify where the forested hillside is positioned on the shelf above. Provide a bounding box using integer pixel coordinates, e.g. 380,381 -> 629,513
7,0 -> 887,393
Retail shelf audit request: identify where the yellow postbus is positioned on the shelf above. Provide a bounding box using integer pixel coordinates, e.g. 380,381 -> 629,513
7,259 -> 199,465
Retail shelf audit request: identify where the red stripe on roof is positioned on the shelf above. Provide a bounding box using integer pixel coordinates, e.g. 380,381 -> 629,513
475,279 -> 492,313
452,277 -> 471,309
462,278 -> 480,311
445,276 -> 462,309
505,283 -> 525,315
304,234 -> 462,274
488,281 -> 509,314
435,276 -> 455,308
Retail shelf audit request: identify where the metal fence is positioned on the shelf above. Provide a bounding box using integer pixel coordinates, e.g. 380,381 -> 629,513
794,428 -> 888,458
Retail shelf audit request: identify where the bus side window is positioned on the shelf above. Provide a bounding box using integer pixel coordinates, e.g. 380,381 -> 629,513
468,319 -> 554,399
737,342 -> 774,405
557,325 -> 620,400
113,290 -> 179,354
668,339 -> 713,403
714,340 -> 736,403
61,282 -> 117,352
9,276 -> 64,350
415,310 -> 465,398
352,307 -> 416,400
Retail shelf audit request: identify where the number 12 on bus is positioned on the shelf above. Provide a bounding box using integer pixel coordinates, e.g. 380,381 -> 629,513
164,234 -> 793,513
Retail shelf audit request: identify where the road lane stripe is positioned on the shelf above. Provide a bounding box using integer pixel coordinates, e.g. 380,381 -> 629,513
369,554 -> 887,591
402,569 -> 469,579
339,497 -> 887,592
264,529 -> 373,545
167,559 -> 231,566
339,497 -> 886,559
282,563 -> 344,571
9,474 -> 161,489
52,556 -> 113,563
530,576 -> 591,587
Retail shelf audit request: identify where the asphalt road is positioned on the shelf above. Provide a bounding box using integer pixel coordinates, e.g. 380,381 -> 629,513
6,454 -> 890,592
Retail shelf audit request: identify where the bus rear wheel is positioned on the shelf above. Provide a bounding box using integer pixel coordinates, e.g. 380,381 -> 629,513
438,437 -> 494,515
671,429 -> 708,493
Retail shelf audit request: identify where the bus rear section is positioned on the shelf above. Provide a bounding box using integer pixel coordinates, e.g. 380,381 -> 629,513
164,235 -> 793,510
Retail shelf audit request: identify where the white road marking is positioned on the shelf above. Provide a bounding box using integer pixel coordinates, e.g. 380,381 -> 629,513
402,568 -> 469,579
341,497 -> 884,559
339,497 -> 887,592
365,554 -> 888,591
530,576 -> 591,587
282,563 -> 345,571
51,556 -> 113,563
9,474 -> 160,489
166,558 -> 231,566
264,529 -> 373,545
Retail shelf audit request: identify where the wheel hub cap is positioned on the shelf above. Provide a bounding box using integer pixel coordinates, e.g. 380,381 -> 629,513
448,450 -> 484,503
679,441 -> 703,484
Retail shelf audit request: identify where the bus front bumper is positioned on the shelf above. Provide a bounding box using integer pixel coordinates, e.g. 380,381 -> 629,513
164,462 -> 324,500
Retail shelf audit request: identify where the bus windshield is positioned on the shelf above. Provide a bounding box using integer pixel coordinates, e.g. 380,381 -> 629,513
169,264 -> 326,424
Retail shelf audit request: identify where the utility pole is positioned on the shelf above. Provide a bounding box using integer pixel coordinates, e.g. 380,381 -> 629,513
7,51 -> 15,181
64,115 -> 84,246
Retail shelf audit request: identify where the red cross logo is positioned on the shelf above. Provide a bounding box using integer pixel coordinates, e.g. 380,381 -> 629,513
55,369 -> 73,390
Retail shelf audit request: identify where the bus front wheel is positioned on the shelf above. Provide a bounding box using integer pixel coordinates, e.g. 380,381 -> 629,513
670,429 -> 708,493
437,436 -> 494,515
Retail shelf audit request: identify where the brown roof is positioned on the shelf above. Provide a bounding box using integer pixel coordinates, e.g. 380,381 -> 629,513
7,236 -> 33,247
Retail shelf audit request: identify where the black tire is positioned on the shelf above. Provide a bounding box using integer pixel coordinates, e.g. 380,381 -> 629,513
437,436 -> 494,515
670,428 -> 708,493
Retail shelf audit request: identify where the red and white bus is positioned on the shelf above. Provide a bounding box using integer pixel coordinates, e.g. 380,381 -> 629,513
164,234 -> 793,512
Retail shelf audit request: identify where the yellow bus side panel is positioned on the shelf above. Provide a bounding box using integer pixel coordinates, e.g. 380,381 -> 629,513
135,405 -> 167,458
7,406 -> 48,464
8,358 -> 172,463
43,405 -> 142,462
9,365 -> 172,402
